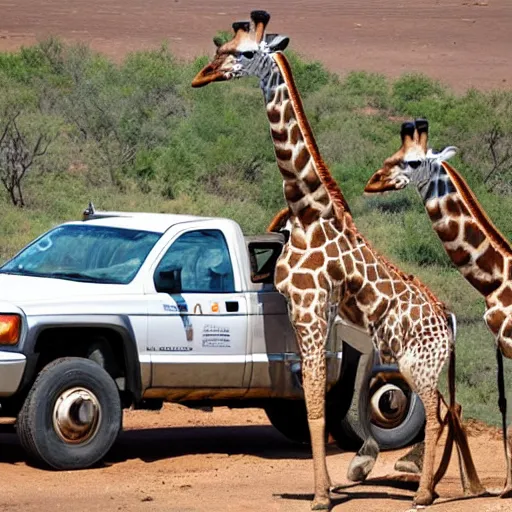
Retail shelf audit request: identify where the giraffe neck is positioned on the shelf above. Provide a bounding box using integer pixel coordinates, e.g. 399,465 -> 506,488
418,160 -> 512,299
259,52 -> 350,227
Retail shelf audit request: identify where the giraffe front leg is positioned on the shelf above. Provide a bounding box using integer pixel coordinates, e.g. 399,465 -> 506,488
296,322 -> 331,510
414,389 -> 442,507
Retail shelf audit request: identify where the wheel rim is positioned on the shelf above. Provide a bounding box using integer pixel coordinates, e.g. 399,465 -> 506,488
52,387 -> 102,444
370,383 -> 408,429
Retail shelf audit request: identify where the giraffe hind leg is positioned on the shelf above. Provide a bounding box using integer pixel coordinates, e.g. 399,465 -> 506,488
413,389 -> 443,507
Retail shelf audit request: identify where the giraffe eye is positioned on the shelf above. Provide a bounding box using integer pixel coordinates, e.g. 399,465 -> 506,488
242,51 -> 255,59
407,160 -> 421,169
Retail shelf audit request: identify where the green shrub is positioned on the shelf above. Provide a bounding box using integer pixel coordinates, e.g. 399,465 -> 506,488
0,40 -> 510,425
391,73 -> 447,114
394,211 -> 451,267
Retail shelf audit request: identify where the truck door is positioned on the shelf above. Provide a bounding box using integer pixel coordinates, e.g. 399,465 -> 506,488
147,228 -> 248,388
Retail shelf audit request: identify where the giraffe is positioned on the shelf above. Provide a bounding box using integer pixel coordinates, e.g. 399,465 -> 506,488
191,12 -> 484,508
364,118 -> 512,498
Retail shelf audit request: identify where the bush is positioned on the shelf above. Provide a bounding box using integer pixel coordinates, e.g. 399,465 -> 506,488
391,73 -> 447,114
394,211 -> 451,267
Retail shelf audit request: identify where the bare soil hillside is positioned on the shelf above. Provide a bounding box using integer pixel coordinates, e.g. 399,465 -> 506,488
0,0 -> 510,91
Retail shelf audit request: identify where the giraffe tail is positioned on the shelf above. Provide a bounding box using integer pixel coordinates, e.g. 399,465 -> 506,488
447,312 -> 457,408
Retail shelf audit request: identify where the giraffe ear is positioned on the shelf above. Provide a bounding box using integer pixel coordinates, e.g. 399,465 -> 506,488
429,146 -> 458,162
265,34 -> 290,52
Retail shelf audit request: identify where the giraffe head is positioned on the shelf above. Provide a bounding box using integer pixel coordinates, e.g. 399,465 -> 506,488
191,10 -> 289,88
364,119 -> 457,196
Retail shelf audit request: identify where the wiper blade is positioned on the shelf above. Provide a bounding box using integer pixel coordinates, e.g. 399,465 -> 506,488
51,272 -> 99,282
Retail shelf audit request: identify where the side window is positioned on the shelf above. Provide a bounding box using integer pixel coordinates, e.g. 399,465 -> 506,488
248,242 -> 283,284
154,230 -> 235,293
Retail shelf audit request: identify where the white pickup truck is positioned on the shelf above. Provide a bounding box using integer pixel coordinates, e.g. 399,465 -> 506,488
0,206 -> 424,470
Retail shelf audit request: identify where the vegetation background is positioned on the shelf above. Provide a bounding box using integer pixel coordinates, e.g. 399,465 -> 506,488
0,39 -> 511,424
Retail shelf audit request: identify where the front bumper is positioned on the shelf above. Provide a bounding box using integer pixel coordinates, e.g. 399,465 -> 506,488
0,351 -> 26,396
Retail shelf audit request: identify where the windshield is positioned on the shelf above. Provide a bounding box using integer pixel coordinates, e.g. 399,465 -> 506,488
0,224 -> 161,284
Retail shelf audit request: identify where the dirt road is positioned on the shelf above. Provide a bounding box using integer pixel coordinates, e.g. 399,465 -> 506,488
0,404 -> 509,512
0,0 -> 510,91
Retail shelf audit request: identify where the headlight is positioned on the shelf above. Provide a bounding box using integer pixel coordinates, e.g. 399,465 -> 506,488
0,315 -> 21,345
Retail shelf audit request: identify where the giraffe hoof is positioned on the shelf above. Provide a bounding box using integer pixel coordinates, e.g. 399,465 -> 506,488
395,442 -> 424,475
464,483 -> 487,497
311,497 -> 331,510
394,459 -> 422,475
413,490 -> 436,507
499,486 -> 512,499
347,455 -> 376,482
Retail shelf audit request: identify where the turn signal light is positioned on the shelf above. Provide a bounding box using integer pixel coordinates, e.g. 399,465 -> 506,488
0,315 -> 21,345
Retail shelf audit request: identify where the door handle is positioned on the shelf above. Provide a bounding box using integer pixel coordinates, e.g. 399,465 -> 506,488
225,301 -> 239,312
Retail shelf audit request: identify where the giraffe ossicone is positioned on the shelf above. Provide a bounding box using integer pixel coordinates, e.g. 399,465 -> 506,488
193,12 -> 485,509
365,117 -> 512,498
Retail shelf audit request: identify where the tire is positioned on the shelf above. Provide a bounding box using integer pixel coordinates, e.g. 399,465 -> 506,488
16,357 -> 122,470
369,381 -> 425,450
264,400 -> 310,444
336,371 -> 425,451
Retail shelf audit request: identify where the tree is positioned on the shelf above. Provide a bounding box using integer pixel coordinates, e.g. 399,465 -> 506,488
0,113 -> 55,207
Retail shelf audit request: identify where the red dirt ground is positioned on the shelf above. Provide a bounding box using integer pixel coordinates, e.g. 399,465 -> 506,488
0,0 -> 510,91
0,1 -> 511,511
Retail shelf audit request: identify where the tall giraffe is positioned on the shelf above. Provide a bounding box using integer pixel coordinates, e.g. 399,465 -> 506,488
192,12 -> 483,509
364,118 -> 512,498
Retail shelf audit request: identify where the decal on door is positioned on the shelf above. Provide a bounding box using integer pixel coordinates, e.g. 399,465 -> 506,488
202,325 -> 231,348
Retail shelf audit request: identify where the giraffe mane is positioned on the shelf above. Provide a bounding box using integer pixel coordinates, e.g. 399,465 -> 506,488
441,161 -> 512,255
272,53 -> 351,217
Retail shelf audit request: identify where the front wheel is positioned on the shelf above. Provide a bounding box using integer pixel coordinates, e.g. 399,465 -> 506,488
17,357 -> 122,470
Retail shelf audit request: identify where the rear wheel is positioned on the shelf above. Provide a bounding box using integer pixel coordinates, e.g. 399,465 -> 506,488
368,375 -> 425,450
17,357 -> 122,470
336,371 -> 425,451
